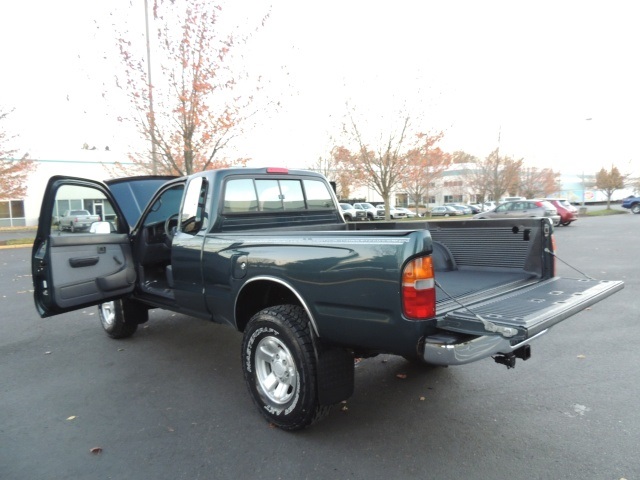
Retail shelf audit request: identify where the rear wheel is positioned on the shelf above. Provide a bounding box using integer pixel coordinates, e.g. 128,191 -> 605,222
242,305 -> 330,430
99,299 -> 147,339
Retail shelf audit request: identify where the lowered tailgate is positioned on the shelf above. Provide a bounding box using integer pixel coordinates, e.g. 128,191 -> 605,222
437,277 -> 624,341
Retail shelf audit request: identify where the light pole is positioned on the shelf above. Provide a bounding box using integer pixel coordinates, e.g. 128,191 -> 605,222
144,0 -> 158,175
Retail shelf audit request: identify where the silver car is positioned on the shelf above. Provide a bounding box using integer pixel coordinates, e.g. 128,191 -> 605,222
430,206 -> 463,217
473,200 -> 560,225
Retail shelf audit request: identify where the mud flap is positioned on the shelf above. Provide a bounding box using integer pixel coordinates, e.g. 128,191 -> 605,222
438,277 -> 624,341
316,347 -> 355,406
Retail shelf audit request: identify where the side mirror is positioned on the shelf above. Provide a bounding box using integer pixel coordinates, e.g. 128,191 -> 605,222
89,221 -> 112,234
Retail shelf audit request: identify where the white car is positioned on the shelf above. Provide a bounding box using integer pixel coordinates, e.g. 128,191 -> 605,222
353,202 -> 383,220
394,207 -> 418,218
375,205 -> 407,219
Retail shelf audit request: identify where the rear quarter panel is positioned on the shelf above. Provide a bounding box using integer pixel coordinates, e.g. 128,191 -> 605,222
200,229 -> 434,355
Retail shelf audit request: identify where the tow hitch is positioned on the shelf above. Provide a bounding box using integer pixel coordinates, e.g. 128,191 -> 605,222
493,345 -> 531,369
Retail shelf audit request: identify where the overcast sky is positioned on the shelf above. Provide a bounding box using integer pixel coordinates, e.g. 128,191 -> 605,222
1,0 -> 638,176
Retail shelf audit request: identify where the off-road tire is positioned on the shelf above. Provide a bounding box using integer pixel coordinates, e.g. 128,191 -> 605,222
98,298 -> 147,339
242,305 -> 330,430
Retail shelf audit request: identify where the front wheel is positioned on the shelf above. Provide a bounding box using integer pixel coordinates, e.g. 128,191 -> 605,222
631,204 -> 640,214
242,305 -> 330,430
99,299 -> 148,339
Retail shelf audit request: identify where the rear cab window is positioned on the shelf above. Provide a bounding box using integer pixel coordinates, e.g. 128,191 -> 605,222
222,177 -> 334,214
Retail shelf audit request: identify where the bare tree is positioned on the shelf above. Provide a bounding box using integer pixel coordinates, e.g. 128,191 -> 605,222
308,147 -> 363,200
0,108 -> 35,200
464,149 -> 522,202
336,110 -> 427,220
595,165 -> 626,209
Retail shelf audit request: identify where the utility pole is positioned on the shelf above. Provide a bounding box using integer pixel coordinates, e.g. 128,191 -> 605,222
144,0 -> 158,175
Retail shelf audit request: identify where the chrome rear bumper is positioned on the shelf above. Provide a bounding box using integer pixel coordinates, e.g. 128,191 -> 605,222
422,329 -> 549,366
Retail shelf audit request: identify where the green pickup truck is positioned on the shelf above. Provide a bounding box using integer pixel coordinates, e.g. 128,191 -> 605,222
31,168 -> 623,430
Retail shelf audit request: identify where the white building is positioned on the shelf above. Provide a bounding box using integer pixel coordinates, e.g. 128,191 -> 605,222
1,149 -> 134,227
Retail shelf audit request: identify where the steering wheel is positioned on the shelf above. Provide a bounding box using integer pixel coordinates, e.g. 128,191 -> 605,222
164,213 -> 180,240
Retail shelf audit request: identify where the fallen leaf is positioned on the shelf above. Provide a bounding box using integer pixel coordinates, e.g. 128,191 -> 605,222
118,348 -> 125,352
396,373 -> 407,379
167,427 -> 174,432
90,447 -> 102,455
341,405 -> 349,412
67,416 -> 77,421
44,351 -> 52,355
419,396 -> 426,401
577,354 -> 586,359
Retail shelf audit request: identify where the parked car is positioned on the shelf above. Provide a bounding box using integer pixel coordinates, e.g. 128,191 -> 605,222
481,201 -> 497,211
621,195 -> 640,214
540,198 -> 578,226
376,205 -> 407,219
467,204 -> 482,214
430,206 -> 463,217
352,202 -> 383,220
473,200 -> 560,225
339,203 -> 366,221
447,204 -> 472,215
58,209 -> 101,232
394,207 -> 418,218
502,196 -> 526,202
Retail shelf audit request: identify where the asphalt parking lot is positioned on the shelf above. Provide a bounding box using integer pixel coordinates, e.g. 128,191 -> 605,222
1,213 -> 638,480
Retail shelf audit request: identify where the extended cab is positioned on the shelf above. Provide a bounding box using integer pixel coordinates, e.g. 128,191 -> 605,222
31,168 -> 624,430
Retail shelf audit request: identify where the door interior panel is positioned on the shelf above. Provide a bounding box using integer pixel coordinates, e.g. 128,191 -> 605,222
49,234 -> 135,309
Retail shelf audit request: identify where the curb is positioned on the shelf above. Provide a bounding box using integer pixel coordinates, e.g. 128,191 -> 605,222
0,243 -> 33,250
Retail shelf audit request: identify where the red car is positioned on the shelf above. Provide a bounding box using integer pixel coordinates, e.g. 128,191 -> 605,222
542,198 -> 578,226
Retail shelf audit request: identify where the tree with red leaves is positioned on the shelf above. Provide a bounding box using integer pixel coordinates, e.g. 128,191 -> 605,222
401,132 -> 451,211
596,165 -> 626,209
0,108 -> 35,200
116,0 -> 268,175
519,166 -> 561,199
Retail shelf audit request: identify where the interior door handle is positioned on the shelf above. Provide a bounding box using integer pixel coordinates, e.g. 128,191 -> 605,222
68,256 -> 99,268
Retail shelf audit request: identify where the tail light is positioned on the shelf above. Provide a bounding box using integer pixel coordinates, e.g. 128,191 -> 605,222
402,256 -> 435,320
